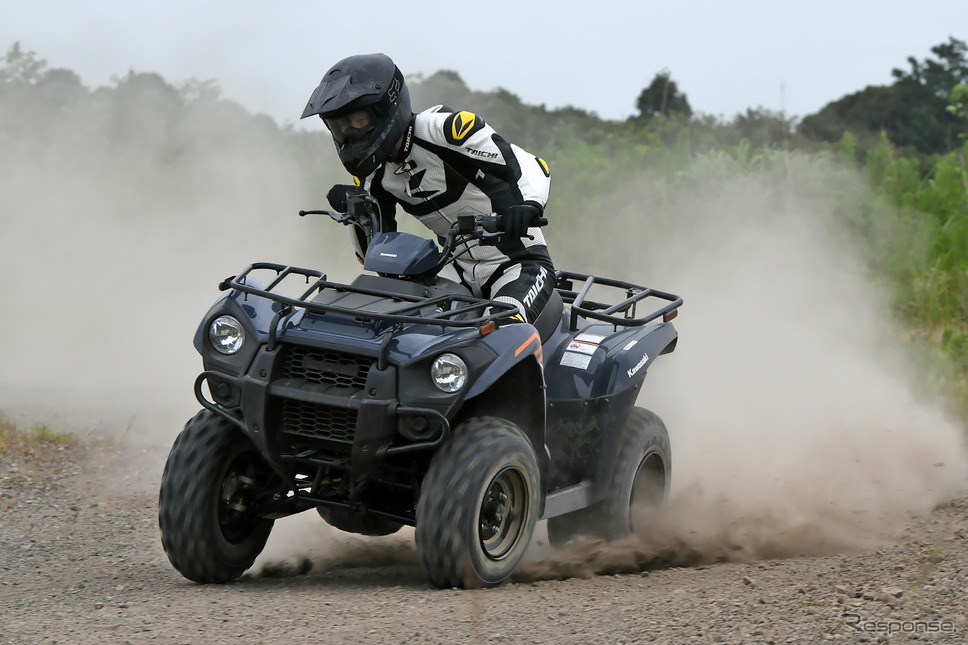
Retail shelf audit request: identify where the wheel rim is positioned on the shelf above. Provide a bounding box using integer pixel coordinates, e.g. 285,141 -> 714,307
218,452 -> 269,544
478,467 -> 529,560
628,451 -> 666,534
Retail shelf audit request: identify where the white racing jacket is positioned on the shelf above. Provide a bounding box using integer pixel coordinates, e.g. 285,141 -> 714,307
360,105 -> 553,289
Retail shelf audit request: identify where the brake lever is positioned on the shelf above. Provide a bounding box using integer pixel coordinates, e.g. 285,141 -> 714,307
515,215 -> 548,241
299,209 -> 351,225
477,230 -> 505,246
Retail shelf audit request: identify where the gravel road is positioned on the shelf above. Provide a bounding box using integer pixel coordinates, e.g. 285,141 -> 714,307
2,435 -> 967,645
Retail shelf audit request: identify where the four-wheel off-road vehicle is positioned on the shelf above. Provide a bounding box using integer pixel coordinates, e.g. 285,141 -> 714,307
158,192 -> 682,588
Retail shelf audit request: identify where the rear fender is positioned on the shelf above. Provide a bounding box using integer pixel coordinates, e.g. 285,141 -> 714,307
545,321 -> 678,401
604,322 -> 678,395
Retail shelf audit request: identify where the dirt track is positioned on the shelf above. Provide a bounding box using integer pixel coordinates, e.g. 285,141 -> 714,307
2,438 -> 967,645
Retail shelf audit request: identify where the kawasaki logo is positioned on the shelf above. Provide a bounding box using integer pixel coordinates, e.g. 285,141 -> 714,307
627,353 -> 650,378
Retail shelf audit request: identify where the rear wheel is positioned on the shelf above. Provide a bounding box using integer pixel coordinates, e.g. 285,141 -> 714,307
547,407 -> 670,547
416,417 -> 540,588
158,410 -> 277,583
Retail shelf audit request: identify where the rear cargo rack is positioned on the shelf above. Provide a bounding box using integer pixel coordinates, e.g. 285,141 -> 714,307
220,262 -> 521,329
556,270 -> 683,331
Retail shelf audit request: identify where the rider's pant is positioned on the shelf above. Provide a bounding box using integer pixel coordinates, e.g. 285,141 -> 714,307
485,260 -> 556,324
439,252 -> 556,324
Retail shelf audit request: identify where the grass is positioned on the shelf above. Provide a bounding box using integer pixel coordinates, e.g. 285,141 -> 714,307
1,414 -> 80,497
0,413 -> 78,467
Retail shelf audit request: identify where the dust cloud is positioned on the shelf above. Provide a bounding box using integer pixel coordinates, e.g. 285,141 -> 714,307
0,80 -> 354,445
250,521 -> 418,580
519,154 -> 968,578
0,71 -> 416,578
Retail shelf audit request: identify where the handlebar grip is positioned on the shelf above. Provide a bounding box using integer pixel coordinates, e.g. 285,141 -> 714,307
491,213 -> 547,229
480,212 -> 502,233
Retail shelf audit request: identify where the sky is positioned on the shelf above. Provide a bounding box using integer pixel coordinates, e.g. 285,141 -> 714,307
2,1 -> 966,127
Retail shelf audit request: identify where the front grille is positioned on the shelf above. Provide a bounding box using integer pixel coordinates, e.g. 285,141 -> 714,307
282,346 -> 372,393
281,399 -> 357,444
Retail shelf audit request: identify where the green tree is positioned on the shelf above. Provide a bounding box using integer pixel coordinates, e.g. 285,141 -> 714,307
0,42 -> 46,84
730,107 -> 797,149
945,84 -> 968,207
635,70 -> 692,119
891,37 -> 968,99
948,84 -> 968,140
800,37 -> 968,155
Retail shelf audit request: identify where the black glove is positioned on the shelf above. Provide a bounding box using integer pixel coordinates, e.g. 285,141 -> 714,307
502,204 -> 540,240
327,184 -> 363,212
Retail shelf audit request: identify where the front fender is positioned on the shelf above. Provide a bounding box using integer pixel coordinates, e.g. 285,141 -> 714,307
467,324 -> 544,398
458,324 -> 549,504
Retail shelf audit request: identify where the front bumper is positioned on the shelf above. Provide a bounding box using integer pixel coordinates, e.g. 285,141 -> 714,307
195,341 -> 453,518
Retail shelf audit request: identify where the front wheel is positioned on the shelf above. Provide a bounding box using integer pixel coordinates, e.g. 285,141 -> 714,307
547,407 -> 670,547
415,417 -> 540,588
158,410 -> 277,583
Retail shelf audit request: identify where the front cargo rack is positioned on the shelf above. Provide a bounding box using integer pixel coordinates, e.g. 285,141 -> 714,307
556,270 -> 683,331
220,262 -> 521,329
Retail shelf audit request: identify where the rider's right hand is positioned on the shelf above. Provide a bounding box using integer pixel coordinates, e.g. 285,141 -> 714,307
327,184 -> 363,212
502,204 -> 541,240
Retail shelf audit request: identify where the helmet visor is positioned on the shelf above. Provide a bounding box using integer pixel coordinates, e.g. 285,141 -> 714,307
324,107 -> 378,145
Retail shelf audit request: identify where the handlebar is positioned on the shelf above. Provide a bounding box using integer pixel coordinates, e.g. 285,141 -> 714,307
299,203 -> 547,242
299,189 -> 548,273
457,211 -> 547,238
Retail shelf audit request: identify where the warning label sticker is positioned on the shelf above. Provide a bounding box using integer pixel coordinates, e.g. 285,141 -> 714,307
566,340 -> 598,355
560,351 -> 592,369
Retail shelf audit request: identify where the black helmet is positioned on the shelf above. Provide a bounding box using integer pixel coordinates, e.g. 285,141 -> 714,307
301,53 -> 411,177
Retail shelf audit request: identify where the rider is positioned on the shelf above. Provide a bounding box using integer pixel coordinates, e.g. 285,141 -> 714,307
301,53 -> 556,324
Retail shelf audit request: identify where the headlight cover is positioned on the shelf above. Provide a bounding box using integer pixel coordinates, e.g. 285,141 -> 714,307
209,315 -> 245,355
431,353 -> 467,393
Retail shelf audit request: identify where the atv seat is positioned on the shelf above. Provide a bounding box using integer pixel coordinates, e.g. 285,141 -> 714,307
533,289 -> 564,344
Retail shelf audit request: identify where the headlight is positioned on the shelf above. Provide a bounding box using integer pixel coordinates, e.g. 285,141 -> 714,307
431,353 -> 467,393
209,315 -> 245,355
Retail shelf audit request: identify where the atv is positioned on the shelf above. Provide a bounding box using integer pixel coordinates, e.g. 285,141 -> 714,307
158,191 -> 682,588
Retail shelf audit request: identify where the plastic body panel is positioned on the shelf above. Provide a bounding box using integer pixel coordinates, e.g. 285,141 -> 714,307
189,253 -> 681,526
